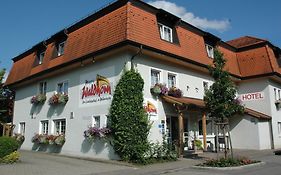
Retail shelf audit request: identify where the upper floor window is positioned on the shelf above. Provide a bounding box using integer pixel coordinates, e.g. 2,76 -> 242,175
57,81 -> 68,94
54,119 -> 66,135
206,44 -> 214,58
203,81 -> 209,91
41,120 -> 49,134
168,73 -> 176,88
37,51 -> 45,65
39,81 -> 47,95
159,23 -> 173,43
57,41 -> 65,56
151,69 -> 160,86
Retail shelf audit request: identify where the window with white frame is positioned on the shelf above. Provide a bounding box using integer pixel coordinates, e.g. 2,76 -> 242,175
278,122 -> 281,135
57,81 -> 68,94
151,69 -> 160,86
159,23 -> 173,42
39,81 -> 47,95
41,120 -> 49,134
54,119 -> 66,135
57,41 -> 65,56
278,89 -> 281,100
203,81 -> 209,91
206,44 -> 214,58
38,51 -> 45,65
168,73 -> 176,88
19,122 -> 25,135
274,88 -> 277,100
92,116 -> 100,128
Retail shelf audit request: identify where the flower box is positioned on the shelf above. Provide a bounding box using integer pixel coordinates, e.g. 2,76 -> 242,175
150,83 -> 168,96
30,94 -> 46,104
84,126 -> 111,141
31,134 -> 65,146
168,87 -> 182,98
49,94 -> 69,105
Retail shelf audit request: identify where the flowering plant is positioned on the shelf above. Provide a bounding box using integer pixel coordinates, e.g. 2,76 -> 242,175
13,133 -> 25,143
54,135 -> 65,146
47,135 -> 57,145
150,83 -> 168,96
84,126 -> 111,140
168,87 -> 182,98
30,94 -> 46,104
31,134 -> 49,144
49,94 -> 69,105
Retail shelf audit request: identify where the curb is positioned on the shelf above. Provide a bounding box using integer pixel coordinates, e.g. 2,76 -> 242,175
192,161 -> 266,170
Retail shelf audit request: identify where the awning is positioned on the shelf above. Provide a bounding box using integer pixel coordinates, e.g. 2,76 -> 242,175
161,95 -> 271,120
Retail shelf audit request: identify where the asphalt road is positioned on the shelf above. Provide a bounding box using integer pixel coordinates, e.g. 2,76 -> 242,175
1,150 -> 281,175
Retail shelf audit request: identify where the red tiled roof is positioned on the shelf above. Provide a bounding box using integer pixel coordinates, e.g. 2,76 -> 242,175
227,36 -> 267,48
162,95 -> 271,120
5,0 -> 280,87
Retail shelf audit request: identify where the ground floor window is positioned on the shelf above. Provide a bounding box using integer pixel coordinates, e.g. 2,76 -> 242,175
92,116 -> 100,128
198,120 -> 213,135
19,122 -> 25,135
278,122 -> 281,135
54,119 -> 66,135
41,120 -> 49,134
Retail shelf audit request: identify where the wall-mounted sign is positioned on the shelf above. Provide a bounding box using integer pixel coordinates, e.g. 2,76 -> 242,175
143,98 -> 158,121
80,73 -> 113,107
239,92 -> 264,101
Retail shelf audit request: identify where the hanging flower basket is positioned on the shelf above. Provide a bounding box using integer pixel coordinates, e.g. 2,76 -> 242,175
168,87 -> 182,98
49,94 -> 69,105
30,94 -> 46,104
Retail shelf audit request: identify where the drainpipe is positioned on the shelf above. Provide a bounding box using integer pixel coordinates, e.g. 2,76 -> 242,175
130,45 -> 143,70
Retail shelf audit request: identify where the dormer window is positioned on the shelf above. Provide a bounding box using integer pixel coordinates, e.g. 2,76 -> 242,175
159,23 -> 173,43
206,44 -> 214,58
57,41 -> 65,56
38,51 -> 45,65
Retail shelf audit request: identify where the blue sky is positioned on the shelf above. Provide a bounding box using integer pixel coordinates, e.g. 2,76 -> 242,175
1,0 -> 280,76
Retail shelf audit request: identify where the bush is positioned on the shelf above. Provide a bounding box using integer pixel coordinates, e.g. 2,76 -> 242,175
200,157 -> 260,167
0,136 -> 19,158
146,140 -> 177,163
108,69 -> 150,164
0,151 -> 20,164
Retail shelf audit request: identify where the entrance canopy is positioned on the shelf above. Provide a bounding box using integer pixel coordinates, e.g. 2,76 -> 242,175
162,95 -> 271,120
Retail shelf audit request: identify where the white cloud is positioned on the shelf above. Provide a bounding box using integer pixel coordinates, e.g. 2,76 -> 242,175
148,0 -> 230,32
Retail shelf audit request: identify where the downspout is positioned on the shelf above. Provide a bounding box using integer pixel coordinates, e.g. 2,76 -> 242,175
130,45 -> 143,70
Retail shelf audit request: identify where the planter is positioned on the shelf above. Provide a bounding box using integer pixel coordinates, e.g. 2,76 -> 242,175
31,94 -> 46,104
49,94 -> 68,105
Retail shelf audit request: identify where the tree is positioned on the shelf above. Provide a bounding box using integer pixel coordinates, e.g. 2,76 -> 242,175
0,69 -> 14,135
204,49 -> 244,158
108,69 -> 150,163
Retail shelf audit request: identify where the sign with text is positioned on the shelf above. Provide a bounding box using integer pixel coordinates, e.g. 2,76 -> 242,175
79,67 -> 114,107
143,98 -> 158,121
239,92 -> 264,101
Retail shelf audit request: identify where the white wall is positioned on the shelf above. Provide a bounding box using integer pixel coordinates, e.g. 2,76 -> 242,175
14,52 -> 131,159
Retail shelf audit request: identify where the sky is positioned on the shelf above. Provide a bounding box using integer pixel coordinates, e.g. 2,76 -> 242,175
1,0 -> 280,79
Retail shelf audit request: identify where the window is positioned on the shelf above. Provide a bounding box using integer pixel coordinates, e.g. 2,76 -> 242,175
159,23 -> 173,42
278,89 -> 281,100
274,88 -> 277,100
41,121 -> 49,134
203,81 -> 209,91
92,116 -> 100,128
54,119 -> 66,135
168,73 -> 176,88
38,51 -> 45,65
39,82 -> 47,95
278,122 -> 281,135
206,44 -> 214,58
19,122 -> 25,135
151,70 -> 160,86
57,81 -> 68,94
199,120 -> 213,135
57,41 -> 65,56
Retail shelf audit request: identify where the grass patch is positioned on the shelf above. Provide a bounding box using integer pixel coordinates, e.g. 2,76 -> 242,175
198,157 -> 260,167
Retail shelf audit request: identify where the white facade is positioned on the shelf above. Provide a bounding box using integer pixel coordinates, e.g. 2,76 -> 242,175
13,51 -> 278,159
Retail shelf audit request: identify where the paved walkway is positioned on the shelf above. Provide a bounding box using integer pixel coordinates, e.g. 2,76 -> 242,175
0,149 -> 280,175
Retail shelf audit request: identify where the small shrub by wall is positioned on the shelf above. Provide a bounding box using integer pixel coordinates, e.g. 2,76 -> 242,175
0,136 -> 19,158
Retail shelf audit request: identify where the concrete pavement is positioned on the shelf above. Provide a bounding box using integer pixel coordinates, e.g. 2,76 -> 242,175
1,149 -> 281,175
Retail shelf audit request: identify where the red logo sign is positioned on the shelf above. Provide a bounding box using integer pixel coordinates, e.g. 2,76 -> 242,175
144,101 -> 157,114
81,75 -> 111,100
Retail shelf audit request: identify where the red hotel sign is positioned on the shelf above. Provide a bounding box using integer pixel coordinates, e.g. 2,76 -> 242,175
239,92 -> 264,101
